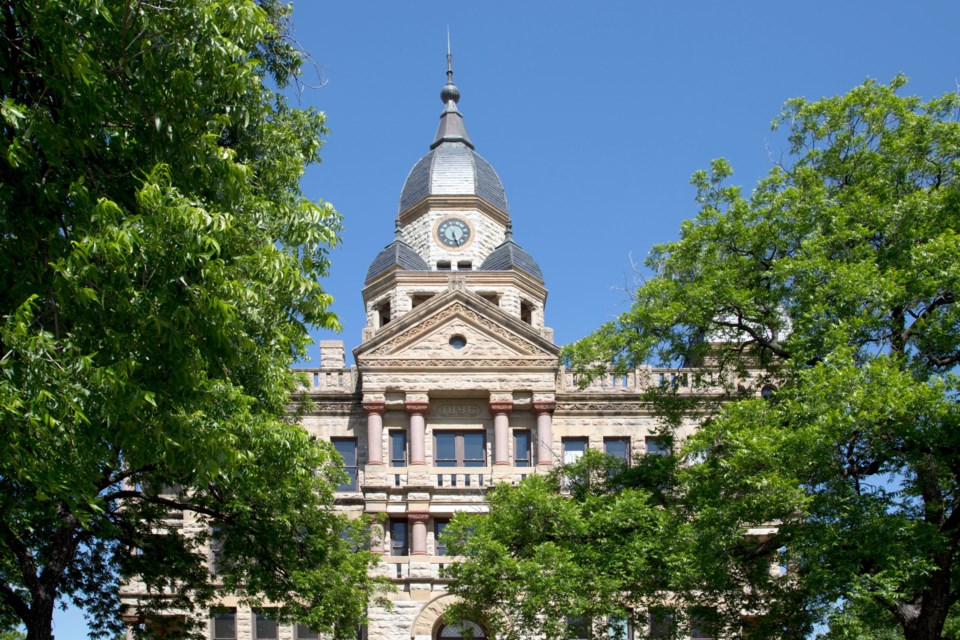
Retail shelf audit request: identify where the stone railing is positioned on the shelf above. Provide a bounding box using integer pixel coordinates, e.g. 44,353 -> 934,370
559,366 -> 736,395
292,367 -> 358,393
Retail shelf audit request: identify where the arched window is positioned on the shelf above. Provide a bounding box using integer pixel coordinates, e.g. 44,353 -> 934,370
435,621 -> 487,640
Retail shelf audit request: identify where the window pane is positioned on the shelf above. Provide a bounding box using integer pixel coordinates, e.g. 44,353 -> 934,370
462,432 -> 485,467
255,612 -> 278,640
608,615 -> 631,639
333,438 -> 357,492
435,433 -> 457,467
566,615 -> 588,640
562,437 -> 587,464
649,608 -> 673,639
605,438 -> 629,462
439,621 -> 484,638
213,612 -> 236,640
390,431 -> 407,467
690,607 -> 717,639
646,436 -> 671,456
390,520 -> 408,556
435,520 -> 449,556
514,430 -> 531,467
296,623 -> 319,640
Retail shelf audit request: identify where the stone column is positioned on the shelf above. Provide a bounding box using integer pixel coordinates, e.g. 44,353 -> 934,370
363,400 -> 385,465
534,400 -> 556,466
408,513 -> 429,556
490,399 -> 513,465
406,399 -> 429,465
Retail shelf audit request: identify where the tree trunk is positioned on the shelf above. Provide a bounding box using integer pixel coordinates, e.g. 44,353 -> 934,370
24,594 -> 56,640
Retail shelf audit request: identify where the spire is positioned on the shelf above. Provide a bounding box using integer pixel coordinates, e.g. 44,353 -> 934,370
432,30 -> 473,149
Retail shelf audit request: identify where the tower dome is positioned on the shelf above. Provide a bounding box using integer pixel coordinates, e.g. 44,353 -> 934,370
397,50 -> 509,216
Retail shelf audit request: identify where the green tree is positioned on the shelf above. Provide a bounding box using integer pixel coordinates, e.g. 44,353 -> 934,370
449,77 -> 960,640
0,2 -> 381,639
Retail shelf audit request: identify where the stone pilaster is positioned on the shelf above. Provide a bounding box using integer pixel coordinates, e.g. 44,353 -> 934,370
489,399 -> 513,465
534,400 -> 556,466
408,513 -> 429,556
363,400 -> 386,466
405,398 -> 430,465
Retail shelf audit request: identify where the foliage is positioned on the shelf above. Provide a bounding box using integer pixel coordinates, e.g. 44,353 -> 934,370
451,77 -> 960,640
0,2 -> 381,639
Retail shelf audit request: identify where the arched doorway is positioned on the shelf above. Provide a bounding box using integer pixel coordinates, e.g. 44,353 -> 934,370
434,621 -> 487,640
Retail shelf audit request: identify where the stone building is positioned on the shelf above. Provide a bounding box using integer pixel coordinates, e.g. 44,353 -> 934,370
126,57 -> 711,640
290,58 -> 709,640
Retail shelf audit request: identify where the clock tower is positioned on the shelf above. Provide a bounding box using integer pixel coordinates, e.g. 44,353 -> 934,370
361,47 -> 549,339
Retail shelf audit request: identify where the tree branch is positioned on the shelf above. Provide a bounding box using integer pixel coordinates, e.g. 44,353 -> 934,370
102,489 -> 232,522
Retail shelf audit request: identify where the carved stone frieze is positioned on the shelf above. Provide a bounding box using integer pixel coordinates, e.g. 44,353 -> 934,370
365,302 -> 542,357
361,358 -> 558,368
557,401 -> 648,413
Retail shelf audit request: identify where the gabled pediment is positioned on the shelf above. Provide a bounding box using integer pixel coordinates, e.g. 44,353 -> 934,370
355,288 -> 559,369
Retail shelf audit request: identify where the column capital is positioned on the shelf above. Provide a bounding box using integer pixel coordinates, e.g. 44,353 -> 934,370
533,400 -> 556,415
405,401 -> 430,415
362,400 -> 386,416
407,512 -> 430,523
489,400 -> 513,415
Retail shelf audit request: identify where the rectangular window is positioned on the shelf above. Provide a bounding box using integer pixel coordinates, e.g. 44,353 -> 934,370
457,260 -> 472,271
562,437 -> 588,465
389,430 -> 408,467
604,437 -> 630,464
437,260 -> 451,271
690,607 -> 717,640
254,611 -> 278,640
434,431 -> 486,467
212,610 -> 236,640
513,430 -> 531,467
565,615 -> 589,640
435,519 -> 449,556
332,438 -> 358,492
648,608 -> 673,639
608,615 -> 632,639
645,436 -> 672,456
295,623 -> 319,640
390,519 -> 408,556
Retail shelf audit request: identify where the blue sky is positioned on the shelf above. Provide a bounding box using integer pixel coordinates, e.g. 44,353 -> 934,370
53,0 -> 960,637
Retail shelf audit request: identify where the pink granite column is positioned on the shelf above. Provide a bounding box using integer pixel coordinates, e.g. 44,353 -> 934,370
406,401 -> 429,465
362,401 -> 385,465
490,400 -> 513,465
534,400 -> 556,466
409,513 -> 429,556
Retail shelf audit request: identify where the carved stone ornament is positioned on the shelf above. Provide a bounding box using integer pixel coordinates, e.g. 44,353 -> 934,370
557,401 -> 647,414
432,403 -> 484,418
362,401 -> 386,416
406,512 -> 430,523
489,401 -> 514,415
405,401 -> 430,415
532,400 -> 557,415
361,358 -> 558,368
366,302 -> 542,357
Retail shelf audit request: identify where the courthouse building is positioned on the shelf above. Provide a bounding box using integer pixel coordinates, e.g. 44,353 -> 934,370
293,59 -> 708,640
124,59 -> 710,640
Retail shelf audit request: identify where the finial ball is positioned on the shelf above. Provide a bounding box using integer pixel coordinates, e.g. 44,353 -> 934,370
441,82 -> 460,104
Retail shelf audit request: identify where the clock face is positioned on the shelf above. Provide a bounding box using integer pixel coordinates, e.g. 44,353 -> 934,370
437,218 -> 472,248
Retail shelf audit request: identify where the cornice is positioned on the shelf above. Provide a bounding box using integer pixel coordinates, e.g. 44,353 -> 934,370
398,194 -> 510,228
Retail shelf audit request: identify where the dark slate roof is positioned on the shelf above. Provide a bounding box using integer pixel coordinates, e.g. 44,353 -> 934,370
397,61 -> 508,216
365,238 -> 429,283
479,233 -> 543,281
398,142 -> 508,214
